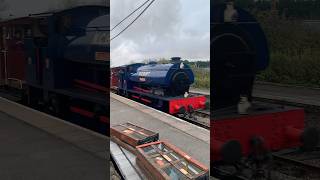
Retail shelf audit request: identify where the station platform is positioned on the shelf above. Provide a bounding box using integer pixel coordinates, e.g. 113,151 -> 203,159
0,97 -> 108,180
110,93 -> 210,168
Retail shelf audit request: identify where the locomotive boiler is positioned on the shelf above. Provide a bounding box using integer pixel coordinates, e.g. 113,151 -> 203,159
128,57 -> 194,96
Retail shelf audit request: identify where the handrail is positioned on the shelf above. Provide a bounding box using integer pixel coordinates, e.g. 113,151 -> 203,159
7,78 -> 23,89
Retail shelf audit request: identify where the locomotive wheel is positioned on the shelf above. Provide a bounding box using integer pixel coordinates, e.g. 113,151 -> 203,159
301,127 -> 319,151
93,105 -> 104,119
248,136 -> 270,162
188,105 -> 194,114
45,95 -> 61,116
92,105 -> 104,131
221,140 -> 242,164
178,106 -> 186,116
45,94 -> 69,118
124,91 -> 129,98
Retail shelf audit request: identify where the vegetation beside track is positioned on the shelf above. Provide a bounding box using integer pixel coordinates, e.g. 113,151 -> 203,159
256,13 -> 320,88
191,67 -> 210,89
236,0 -> 320,88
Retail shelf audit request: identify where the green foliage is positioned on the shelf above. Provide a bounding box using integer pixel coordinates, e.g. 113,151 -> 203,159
254,8 -> 320,87
257,50 -> 320,87
235,0 -> 256,9
278,0 -> 320,19
235,0 -> 320,19
191,67 -> 210,89
180,60 -> 210,89
157,58 -> 170,64
186,61 -> 210,68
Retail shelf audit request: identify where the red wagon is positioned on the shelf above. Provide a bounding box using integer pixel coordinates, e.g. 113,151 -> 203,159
0,17 -> 34,89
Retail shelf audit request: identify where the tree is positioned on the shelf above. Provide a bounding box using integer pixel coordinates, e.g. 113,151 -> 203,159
157,58 -> 170,64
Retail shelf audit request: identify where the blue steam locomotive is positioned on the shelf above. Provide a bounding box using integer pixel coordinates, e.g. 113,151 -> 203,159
0,5 -> 109,135
112,57 -> 206,116
121,57 -> 194,96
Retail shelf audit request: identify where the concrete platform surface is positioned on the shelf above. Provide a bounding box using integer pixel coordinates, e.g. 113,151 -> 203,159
0,111 -> 108,180
110,93 -> 210,167
0,97 -> 109,180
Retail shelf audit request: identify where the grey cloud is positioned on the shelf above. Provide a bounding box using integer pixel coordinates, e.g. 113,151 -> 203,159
111,0 -> 209,67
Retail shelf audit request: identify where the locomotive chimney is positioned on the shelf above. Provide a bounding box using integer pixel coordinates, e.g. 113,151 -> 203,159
171,57 -> 181,63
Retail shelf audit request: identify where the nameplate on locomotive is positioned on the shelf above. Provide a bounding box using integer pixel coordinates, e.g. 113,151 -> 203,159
137,71 -> 150,77
95,52 -> 109,61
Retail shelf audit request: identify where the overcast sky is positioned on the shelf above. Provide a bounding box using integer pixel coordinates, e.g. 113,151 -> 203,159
110,0 -> 210,67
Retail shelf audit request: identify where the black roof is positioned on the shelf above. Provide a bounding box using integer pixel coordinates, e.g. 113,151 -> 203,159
0,5 -> 108,24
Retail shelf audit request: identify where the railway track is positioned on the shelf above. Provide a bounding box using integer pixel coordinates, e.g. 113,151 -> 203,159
189,109 -> 210,128
211,166 -> 248,180
183,111 -> 210,129
212,149 -> 320,180
195,109 -> 210,118
272,148 -> 320,179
